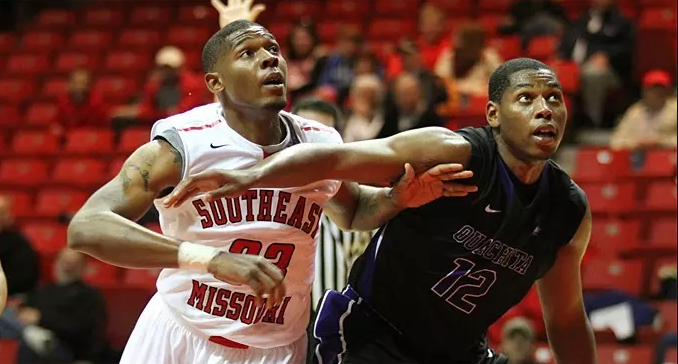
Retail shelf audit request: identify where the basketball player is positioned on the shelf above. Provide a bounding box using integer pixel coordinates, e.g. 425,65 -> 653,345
165,58 -> 597,364
66,21 -> 476,364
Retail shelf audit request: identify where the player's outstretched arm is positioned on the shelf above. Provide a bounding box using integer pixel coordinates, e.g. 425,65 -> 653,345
68,140 -> 286,307
0,259 -> 7,316
536,208 -> 596,364
164,127 -> 472,207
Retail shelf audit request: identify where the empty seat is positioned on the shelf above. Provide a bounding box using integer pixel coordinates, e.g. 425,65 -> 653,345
82,7 -> 124,27
644,181 -> 678,212
166,26 -> 213,47
573,149 -> 632,183
10,130 -> 59,155
548,61 -> 580,94
6,53 -> 49,76
118,29 -> 163,49
93,76 -> 138,104
0,33 -> 16,53
64,128 -> 114,154
177,5 -> 219,24
129,6 -> 172,26
596,344 -> 653,364
52,158 -> 106,187
589,218 -> 641,257
374,0 -> 418,17
582,259 -> 643,295
488,37 -> 521,61
0,104 -> 22,128
1,191 -> 33,219
0,159 -> 49,186
68,30 -> 114,50
427,0 -> 472,16
478,15 -> 503,36
655,301 -> 678,332
119,128 -> 151,153
104,51 -> 152,73
527,36 -> 559,61
84,259 -> 120,288
479,0 -> 513,12
34,9 -> 76,28
21,31 -> 65,52
639,7 -> 677,31
22,222 -> 67,255
25,102 -> 58,126
317,21 -> 362,44
55,52 -> 99,73
325,0 -> 371,20
0,340 -> 19,364
636,149 -> 677,178
42,77 -> 68,99
275,0 -> 323,21
0,79 -> 34,103
582,182 -> 637,215
107,158 -> 125,180
648,217 -> 677,246
124,269 -> 160,290
35,189 -> 89,217
367,19 -> 417,42
266,23 -> 292,42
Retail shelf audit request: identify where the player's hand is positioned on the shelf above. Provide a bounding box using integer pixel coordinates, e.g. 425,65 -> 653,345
391,163 -> 477,208
212,0 -> 266,28
208,252 -> 285,310
163,169 -> 255,208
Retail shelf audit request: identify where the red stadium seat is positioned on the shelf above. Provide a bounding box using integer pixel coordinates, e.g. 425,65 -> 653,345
108,158 -> 125,180
589,218 -> 641,258
596,345 -> 653,364
0,78 -> 34,106
182,50 -> 202,72
119,128 -> 151,153
69,30 -> 114,50
317,21 -> 362,44
102,287 -> 153,348
266,23 -> 292,42
177,5 -> 219,24
527,36 -> 559,61
478,15 -> 503,36
644,181 -> 678,212
582,259 -> 643,295
84,259 -> 120,288
648,217 -> 677,246
93,76 -> 139,104
639,7 -> 677,31
124,268 -> 160,290
55,52 -> 100,73
42,77 -> 68,99
22,222 -> 67,255
118,29 -> 163,49
104,50 -> 152,73
82,7 -> 124,27
35,189 -> 88,218
427,0 -> 473,16
374,0 -> 418,17
6,53 -> 49,76
25,102 -> 58,126
10,130 -> 59,155
21,31 -> 65,52
636,149 -> 677,178
0,159 -> 49,186
326,0 -> 371,20
367,19 -> 417,42
573,149 -> 632,183
582,182 -> 637,215
655,300 -> 678,333
34,9 -> 76,28
64,128 -> 114,154
275,1 -> 323,21
667,348 -> 678,364
52,158 -> 107,187
166,26 -> 213,47
0,33 -> 16,53
479,0 -> 513,12
0,340 -> 19,364
547,60 -> 580,94
0,104 -> 22,128
1,191 -> 33,219
488,37 -> 521,61
129,6 -> 172,26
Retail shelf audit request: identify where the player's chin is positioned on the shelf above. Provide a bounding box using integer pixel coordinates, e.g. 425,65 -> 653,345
258,95 -> 288,111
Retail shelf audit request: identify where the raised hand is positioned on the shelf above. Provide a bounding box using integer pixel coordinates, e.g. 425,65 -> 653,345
212,0 -> 266,28
391,163 -> 477,208
163,169 -> 254,208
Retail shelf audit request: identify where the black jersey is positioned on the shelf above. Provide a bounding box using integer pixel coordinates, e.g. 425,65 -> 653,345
347,126 -> 588,363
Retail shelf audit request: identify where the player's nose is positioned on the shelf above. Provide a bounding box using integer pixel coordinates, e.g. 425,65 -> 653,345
534,98 -> 553,121
260,52 -> 279,69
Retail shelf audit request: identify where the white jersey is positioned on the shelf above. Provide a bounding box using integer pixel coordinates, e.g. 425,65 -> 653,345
150,103 -> 342,349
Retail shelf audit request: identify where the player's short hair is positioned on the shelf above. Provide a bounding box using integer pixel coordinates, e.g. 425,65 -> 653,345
202,19 -> 261,73
292,98 -> 344,131
488,58 -> 554,103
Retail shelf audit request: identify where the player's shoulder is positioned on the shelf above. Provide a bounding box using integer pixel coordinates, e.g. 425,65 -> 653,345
151,103 -> 221,137
548,160 -> 588,215
281,110 -> 343,144
454,126 -> 494,147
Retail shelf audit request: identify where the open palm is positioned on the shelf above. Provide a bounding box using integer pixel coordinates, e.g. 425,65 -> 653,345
212,0 -> 266,27
391,163 -> 477,208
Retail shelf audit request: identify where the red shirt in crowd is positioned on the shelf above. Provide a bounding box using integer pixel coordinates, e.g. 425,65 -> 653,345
56,90 -> 109,129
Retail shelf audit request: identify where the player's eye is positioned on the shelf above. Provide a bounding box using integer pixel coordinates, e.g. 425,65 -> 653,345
239,50 -> 254,58
268,45 -> 280,54
547,94 -> 562,102
518,94 -> 532,103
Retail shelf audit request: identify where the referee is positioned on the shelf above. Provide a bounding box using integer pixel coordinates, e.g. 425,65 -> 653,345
291,99 -> 376,363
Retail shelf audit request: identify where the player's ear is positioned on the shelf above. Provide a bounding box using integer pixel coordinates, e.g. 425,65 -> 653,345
486,101 -> 500,128
205,72 -> 224,94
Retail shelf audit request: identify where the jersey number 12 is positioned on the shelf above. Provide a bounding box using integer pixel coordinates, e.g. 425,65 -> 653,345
431,258 -> 497,314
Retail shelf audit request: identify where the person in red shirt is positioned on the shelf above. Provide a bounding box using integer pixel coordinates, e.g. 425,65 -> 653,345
55,68 -> 108,134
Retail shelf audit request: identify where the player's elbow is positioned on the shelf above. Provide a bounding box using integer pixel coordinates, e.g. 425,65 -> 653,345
66,210 -> 101,252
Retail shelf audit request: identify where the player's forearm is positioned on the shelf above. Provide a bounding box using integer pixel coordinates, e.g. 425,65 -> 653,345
546,309 -> 596,364
67,210 -> 182,269
0,263 -> 7,315
349,186 -> 404,231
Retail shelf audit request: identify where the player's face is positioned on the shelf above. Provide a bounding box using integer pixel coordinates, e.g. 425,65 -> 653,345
212,26 -> 288,111
490,69 -> 567,162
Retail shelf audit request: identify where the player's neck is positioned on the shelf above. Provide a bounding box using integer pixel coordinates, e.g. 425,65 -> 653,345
496,141 -> 547,185
223,108 -> 284,146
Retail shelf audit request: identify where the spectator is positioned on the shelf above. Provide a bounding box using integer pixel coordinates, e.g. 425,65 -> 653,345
317,27 -> 363,106
501,318 -> 538,364
343,74 -> 385,142
354,51 -> 383,78
610,70 -> 677,150
0,249 -> 106,364
379,73 -> 444,138
54,68 -> 108,135
137,46 -> 207,122
558,0 -> 635,128
292,98 -> 344,133
284,21 -> 328,101
0,196 -> 39,298
392,39 -> 448,109
498,0 -> 570,48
